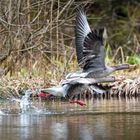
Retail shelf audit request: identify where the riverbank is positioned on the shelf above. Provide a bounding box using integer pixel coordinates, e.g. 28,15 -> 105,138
0,67 -> 140,99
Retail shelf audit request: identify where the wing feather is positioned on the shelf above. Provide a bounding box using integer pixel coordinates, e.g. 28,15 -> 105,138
82,28 -> 106,71
75,9 -> 106,70
75,9 -> 91,67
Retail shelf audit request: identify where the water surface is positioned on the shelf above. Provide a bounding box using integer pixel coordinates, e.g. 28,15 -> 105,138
0,97 -> 140,140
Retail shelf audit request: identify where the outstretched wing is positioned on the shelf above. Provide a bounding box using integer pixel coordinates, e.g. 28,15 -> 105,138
75,9 -> 91,67
82,28 -> 106,71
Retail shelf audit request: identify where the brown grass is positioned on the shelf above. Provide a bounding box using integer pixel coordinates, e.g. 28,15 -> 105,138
0,1 -> 140,98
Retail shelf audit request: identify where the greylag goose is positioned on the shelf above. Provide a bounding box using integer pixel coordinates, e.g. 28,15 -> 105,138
38,76 -> 121,106
66,9 -> 129,79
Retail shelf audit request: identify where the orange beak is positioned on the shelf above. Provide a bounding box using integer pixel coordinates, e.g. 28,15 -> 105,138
38,91 -> 51,98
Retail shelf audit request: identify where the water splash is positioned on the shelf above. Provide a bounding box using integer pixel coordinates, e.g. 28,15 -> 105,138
10,90 -> 33,113
10,89 -> 51,115
20,90 -> 32,113
0,110 -> 5,115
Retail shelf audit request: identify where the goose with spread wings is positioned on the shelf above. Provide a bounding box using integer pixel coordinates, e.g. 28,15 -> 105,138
38,76 -> 120,106
66,9 -> 129,79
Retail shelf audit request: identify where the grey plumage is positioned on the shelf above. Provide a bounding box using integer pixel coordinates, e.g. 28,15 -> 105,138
66,9 -> 129,79
75,9 -> 91,66
41,76 -> 117,100
40,9 -> 129,101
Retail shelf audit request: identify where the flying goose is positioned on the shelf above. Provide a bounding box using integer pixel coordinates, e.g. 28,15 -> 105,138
66,9 -> 129,79
38,76 -> 121,106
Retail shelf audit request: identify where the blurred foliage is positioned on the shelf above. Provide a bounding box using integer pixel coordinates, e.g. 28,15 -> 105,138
127,55 -> 140,65
0,0 -> 140,80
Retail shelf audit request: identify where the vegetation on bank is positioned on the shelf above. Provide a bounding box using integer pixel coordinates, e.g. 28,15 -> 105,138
0,0 -> 140,96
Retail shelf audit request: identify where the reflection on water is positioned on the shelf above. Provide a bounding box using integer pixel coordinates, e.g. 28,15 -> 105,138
0,97 -> 140,140
0,114 -> 140,140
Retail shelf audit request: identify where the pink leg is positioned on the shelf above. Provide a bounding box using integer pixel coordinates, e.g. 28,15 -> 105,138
69,100 -> 86,106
